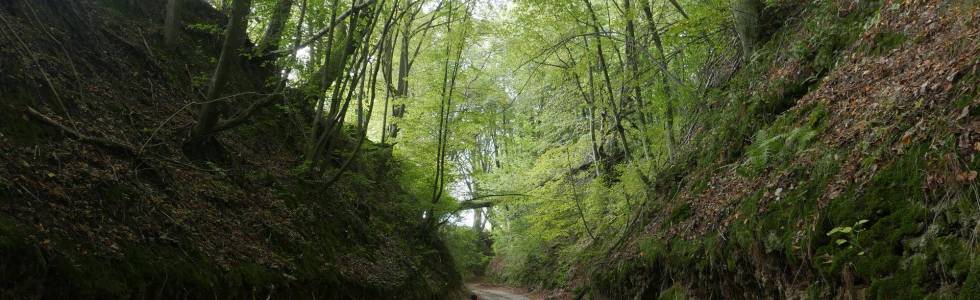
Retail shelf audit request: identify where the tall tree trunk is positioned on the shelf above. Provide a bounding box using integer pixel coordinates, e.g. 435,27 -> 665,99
472,208 -> 483,232
164,0 -> 180,49
572,70 -> 603,177
641,0 -> 676,162
387,0 -> 412,141
380,30 -> 395,143
310,2 -> 384,163
396,0 -> 411,97
582,0 -> 632,162
623,0 -> 651,161
185,0 -> 252,153
257,0 -> 294,55
731,0 -> 764,60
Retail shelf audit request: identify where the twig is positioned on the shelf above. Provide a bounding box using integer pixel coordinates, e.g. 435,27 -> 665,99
138,28 -> 155,59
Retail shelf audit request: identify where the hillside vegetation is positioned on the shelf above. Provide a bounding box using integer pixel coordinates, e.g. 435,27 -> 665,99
1,0 -> 978,299
454,0 -> 979,299
0,1 -> 458,298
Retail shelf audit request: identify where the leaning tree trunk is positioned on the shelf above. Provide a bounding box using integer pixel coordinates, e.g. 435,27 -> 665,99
641,0 -> 677,162
731,0 -> 764,60
472,208 -> 484,232
583,0 -> 632,162
388,0 -> 413,141
164,0 -> 180,49
185,0 -> 252,153
256,0 -> 294,55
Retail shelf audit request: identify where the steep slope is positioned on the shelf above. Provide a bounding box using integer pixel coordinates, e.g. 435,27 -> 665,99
587,0 -> 979,298
0,0 -> 459,298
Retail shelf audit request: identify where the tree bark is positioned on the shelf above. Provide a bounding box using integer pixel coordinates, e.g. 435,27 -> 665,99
582,0 -> 632,162
257,0 -> 294,55
623,0 -> 651,160
641,0 -> 676,162
164,0 -> 180,49
731,0 -> 764,60
185,0 -> 252,152
472,208 -> 484,232
387,0 -> 413,141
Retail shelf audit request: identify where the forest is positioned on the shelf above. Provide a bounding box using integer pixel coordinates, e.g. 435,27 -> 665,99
0,0 -> 978,299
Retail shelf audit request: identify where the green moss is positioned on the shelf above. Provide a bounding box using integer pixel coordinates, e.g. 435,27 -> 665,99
638,237 -> 667,266
818,144 -> 929,289
865,31 -> 908,56
961,262 -> 980,299
867,254 -> 927,299
657,283 -> 688,300
668,203 -> 693,225
952,73 -> 978,110
806,103 -> 829,130
729,192 -> 762,250
929,236 -> 972,282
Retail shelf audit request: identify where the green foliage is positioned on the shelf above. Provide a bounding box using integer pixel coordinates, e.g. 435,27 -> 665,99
185,23 -> 223,36
826,219 -> 869,254
740,126 -> 817,175
441,226 -> 491,279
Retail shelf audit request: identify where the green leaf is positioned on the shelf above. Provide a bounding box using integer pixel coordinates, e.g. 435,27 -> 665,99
836,239 -> 848,245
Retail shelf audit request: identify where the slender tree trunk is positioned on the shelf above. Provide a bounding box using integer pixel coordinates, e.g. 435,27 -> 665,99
321,1 -> 396,187
583,0 -> 631,162
570,173 -> 596,240
387,0 -> 412,141
573,71 -> 603,177
731,0 -> 764,60
623,0 -> 651,161
257,0 -> 294,55
641,0 -> 676,162
164,0 -> 180,49
397,0 -> 411,97
472,208 -> 483,232
380,30 -> 395,143
185,0 -> 252,152
312,3 -> 383,163
428,1 -> 469,230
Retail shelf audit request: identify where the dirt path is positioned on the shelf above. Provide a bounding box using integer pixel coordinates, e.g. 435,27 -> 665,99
465,283 -> 532,300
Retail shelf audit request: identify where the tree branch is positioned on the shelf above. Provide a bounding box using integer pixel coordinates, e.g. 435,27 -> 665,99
456,193 -> 527,210
293,0 -> 378,50
26,107 -> 138,156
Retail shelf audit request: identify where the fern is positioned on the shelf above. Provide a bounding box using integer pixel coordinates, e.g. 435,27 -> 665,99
740,126 -> 818,176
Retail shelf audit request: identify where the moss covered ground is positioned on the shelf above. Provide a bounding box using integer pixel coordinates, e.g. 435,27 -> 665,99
584,0 -> 980,298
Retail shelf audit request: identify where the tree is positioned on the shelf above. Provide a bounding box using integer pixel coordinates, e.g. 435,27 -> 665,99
185,0 -> 252,153
305,0 -> 381,163
732,0 -> 764,60
256,0 -> 294,56
582,0 -> 632,162
641,0 -> 677,162
164,0 -> 180,49
385,0 -> 444,142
